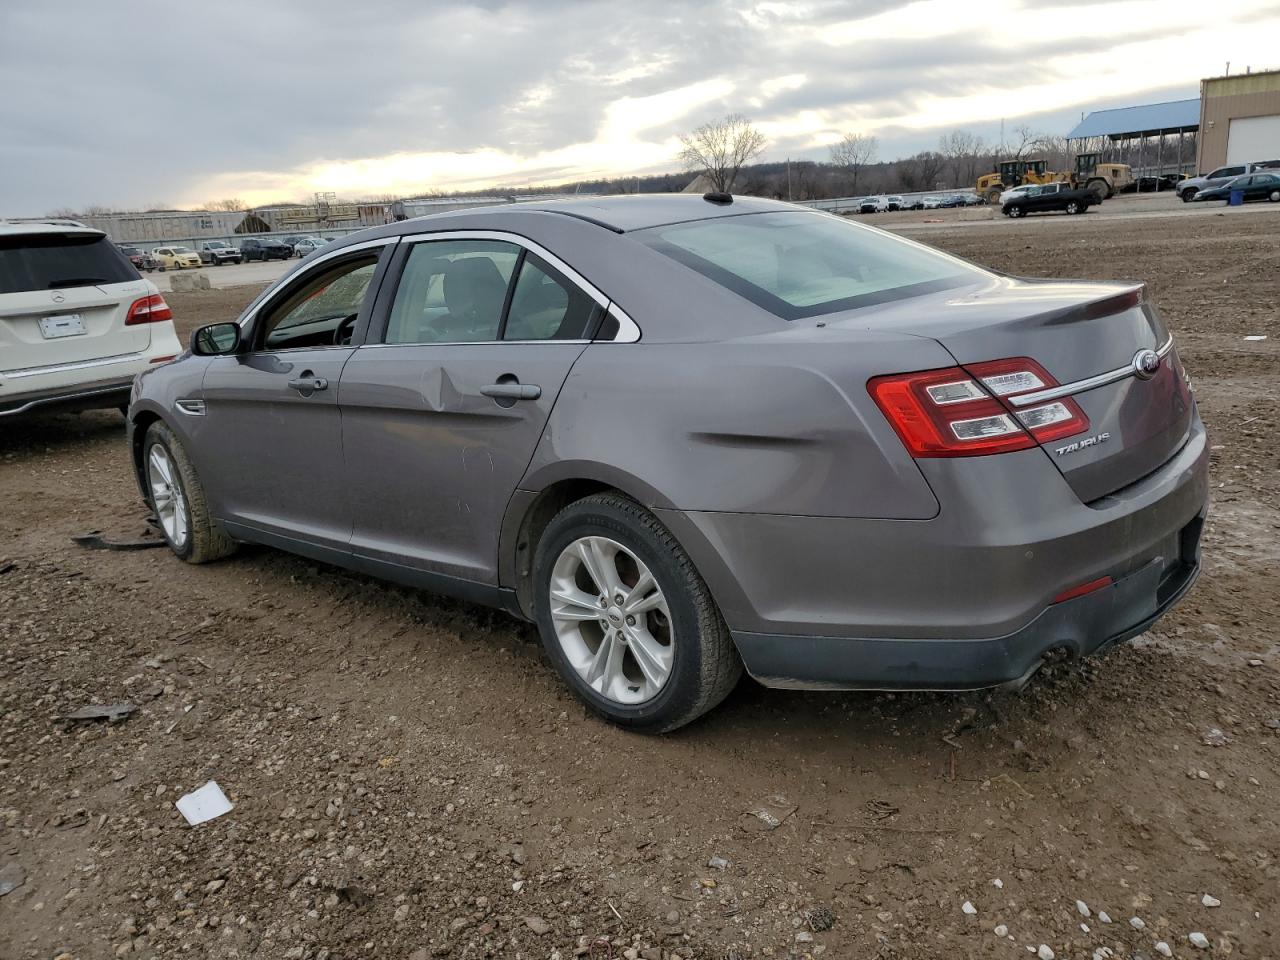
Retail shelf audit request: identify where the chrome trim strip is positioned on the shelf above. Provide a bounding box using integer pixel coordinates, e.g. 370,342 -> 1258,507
1,351 -> 143,379
1008,336 -> 1174,408
400,229 -> 640,342
175,399 -> 206,416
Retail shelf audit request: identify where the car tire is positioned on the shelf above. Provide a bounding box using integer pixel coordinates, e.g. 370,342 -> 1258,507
1182,188 -> 1197,202
1269,190 -> 1280,203
533,492 -> 742,733
1009,205 -> 1025,218
142,421 -> 237,565
1065,201 -> 1080,215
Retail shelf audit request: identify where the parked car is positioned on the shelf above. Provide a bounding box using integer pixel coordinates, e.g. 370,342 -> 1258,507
1,220 -> 181,418
1002,182 -> 1097,218
279,235 -> 306,253
857,197 -> 882,214
292,237 -> 329,258
1176,160 -> 1280,202
152,245 -> 202,270
126,195 -> 1207,731
1192,171 -> 1280,204
921,196 -> 943,209
118,244 -> 157,273
884,196 -> 905,211
240,238 -> 292,261
198,240 -> 242,266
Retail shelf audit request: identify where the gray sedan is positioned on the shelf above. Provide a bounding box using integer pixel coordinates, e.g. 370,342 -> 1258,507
126,195 -> 1207,731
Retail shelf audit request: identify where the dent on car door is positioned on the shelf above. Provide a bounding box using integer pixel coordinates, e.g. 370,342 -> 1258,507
338,235 -> 605,584
194,241 -> 394,550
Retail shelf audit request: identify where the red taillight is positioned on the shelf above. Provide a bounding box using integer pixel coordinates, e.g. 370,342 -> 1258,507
964,357 -> 1089,444
1052,575 -> 1112,604
125,293 -> 172,326
869,357 -> 1088,458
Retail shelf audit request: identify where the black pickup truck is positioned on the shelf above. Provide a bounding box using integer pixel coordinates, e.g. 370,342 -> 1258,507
1001,182 -> 1097,218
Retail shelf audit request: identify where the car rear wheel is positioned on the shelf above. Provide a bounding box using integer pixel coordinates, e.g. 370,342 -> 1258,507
1065,201 -> 1080,214
533,493 -> 741,733
143,421 -> 237,564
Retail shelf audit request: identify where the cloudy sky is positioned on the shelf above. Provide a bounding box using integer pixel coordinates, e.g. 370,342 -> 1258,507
2,0 -> 1278,213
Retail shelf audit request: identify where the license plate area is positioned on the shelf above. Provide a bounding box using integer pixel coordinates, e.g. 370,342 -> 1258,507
39,314 -> 87,339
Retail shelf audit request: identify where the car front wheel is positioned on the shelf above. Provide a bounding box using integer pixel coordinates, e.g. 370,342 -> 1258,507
1182,188 -> 1197,202
533,493 -> 741,732
1269,190 -> 1280,203
143,422 -> 237,564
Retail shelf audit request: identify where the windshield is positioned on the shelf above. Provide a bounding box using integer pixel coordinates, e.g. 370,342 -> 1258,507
207,241 -> 228,248
172,246 -> 193,253
0,233 -> 138,293
637,210 -> 987,320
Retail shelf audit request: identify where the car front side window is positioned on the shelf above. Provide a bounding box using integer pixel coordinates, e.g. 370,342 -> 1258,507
254,255 -> 379,351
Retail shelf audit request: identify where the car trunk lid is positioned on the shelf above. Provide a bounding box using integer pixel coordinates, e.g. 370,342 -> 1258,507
829,276 -> 1194,501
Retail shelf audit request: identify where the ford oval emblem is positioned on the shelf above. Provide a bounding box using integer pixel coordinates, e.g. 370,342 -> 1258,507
1132,348 -> 1161,380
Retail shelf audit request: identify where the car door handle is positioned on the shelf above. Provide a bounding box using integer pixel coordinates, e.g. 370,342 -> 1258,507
287,376 -> 328,393
480,382 -> 541,400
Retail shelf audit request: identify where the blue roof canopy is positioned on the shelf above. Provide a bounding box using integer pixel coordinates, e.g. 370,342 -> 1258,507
1067,98 -> 1200,139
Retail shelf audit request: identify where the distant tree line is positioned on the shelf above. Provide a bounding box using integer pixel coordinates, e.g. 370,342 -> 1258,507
44,118 -> 1086,219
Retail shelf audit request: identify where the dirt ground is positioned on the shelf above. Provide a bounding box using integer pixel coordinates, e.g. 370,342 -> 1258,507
2,211 -> 1278,960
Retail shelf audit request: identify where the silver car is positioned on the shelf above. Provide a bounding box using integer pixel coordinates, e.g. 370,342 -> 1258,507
126,195 -> 1208,731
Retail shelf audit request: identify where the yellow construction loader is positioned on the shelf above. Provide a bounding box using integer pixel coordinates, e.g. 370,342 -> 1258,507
977,156 -> 1134,203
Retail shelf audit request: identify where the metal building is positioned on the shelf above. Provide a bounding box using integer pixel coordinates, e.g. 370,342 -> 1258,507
1066,99 -> 1200,181
1197,68 -> 1280,169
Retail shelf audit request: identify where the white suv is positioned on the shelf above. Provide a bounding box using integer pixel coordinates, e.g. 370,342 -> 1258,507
0,220 -> 182,419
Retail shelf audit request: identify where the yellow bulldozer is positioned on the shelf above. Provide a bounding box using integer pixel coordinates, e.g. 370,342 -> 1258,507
976,155 -> 1134,203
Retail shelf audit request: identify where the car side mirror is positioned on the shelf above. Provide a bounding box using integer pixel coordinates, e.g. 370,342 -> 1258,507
191,322 -> 242,356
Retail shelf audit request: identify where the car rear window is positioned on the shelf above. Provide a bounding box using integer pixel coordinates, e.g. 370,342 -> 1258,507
0,233 -> 139,294
636,211 -> 986,319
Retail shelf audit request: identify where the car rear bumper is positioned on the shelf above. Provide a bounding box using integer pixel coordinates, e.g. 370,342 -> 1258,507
732,515 -> 1202,690
0,375 -> 135,417
0,328 -> 183,418
656,410 -> 1208,689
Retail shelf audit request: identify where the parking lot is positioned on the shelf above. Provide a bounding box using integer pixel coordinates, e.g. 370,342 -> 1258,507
2,208 -> 1278,959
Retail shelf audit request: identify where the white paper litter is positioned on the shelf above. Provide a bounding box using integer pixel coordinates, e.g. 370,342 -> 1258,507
175,781 -> 233,825
1244,335 -> 1268,341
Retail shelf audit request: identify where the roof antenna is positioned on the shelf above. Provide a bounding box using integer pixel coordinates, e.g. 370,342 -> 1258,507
703,191 -> 733,205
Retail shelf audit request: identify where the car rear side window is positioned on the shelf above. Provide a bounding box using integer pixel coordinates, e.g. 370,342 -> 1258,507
0,232 -> 138,294
503,253 -> 600,341
637,211 -> 986,320
386,240 -> 520,344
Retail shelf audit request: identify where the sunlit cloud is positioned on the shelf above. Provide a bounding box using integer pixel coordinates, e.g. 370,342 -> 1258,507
1,0 -> 1278,212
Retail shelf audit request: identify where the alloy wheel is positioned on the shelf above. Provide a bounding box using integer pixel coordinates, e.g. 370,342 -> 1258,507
548,536 -> 674,705
148,444 -> 189,549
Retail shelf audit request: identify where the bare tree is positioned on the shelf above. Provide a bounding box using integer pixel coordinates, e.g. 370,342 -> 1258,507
829,132 -> 878,195
939,130 -> 989,188
678,114 -> 767,193
1031,134 -> 1072,173
1004,124 -> 1039,161
203,197 -> 247,212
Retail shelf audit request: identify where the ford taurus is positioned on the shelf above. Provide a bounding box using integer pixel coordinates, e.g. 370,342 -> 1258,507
126,195 -> 1208,731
